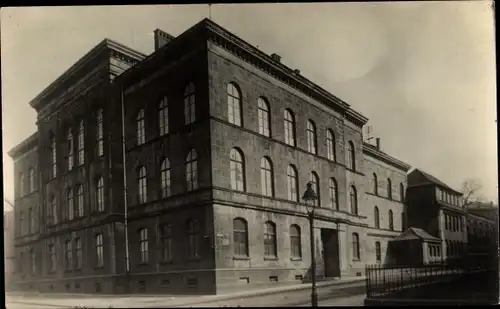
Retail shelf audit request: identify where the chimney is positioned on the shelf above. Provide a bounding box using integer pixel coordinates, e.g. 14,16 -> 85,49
376,138 -> 381,150
293,69 -> 301,74
270,53 -> 281,62
154,29 -> 175,50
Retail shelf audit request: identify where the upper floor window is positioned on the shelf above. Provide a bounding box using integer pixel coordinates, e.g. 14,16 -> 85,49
186,219 -> 201,259
400,183 -> 405,202
306,120 -> 318,154
67,188 -> 74,221
326,129 -> 336,161
28,168 -> 35,193
78,120 -> 85,165
350,185 -> 358,215
230,148 -> 245,191
233,218 -> 249,257
352,232 -> 360,260
136,109 -> 145,145
284,109 -> 296,146
19,172 -> 25,196
329,178 -> 339,210
374,206 -> 380,228
51,136 -> 57,177
310,172 -> 320,207
50,195 -> 57,225
258,97 -> 270,137
264,221 -> 277,257
260,157 -> 274,197
186,149 -> 198,191
67,129 -> 74,171
387,178 -> 392,200
159,97 -> 169,136
138,166 -> 147,204
139,228 -> 148,264
95,233 -> 103,267
346,141 -> 355,171
286,165 -> 298,202
27,208 -> 32,234
388,210 -> 394,231
96,108 -> 104,157
184,82 -> 196,125
76,184 -> 84,217
372,173 -> 378,195
96,177 -> 104,212
290,224 -> 302,259
160,158 -> 171,198
227,83 -> 242,126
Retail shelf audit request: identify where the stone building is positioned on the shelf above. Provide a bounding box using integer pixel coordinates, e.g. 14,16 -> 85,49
466,203 -> 498,258
8,18 -> 411,295
4,209 -> 16,290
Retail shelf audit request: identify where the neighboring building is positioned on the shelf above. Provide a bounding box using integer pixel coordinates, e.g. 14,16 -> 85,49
406,169 -> 467,262
388,227 -> 442,266
466,202 -> 498,258
8,18 -> 411,295
4,209 -> 16,290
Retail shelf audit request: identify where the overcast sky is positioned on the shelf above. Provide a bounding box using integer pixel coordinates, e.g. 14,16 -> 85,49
1,3 -> 497,209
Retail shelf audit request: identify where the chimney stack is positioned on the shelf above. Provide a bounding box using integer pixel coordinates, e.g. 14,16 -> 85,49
154,29 -> 175,50
376,138 -> 381,150
270,53 -> 281,62
293,69 -> 301,74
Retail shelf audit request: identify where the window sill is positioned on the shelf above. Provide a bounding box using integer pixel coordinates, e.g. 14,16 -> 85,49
290,257 -> 303,261
187,257 -> 202,262
352,259 -> 361,262
233,256 -> 250,261
159,260 -> 174,265
94,265 -> 104,270
264,257 -> 278,261
138,262 -> 149,266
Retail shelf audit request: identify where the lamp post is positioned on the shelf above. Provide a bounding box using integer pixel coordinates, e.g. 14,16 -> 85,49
302,182 -> 318,307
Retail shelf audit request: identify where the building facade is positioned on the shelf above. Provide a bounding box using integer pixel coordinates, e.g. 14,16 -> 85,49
9,19 -> 411,295
4,209 -> 16,290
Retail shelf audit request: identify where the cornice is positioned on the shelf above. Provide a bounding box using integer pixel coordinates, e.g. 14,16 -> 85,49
363,142 -> 411,172
8,132 -> 39,159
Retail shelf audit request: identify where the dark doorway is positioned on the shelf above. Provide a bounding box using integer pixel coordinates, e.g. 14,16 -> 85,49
321,228 -> 341,278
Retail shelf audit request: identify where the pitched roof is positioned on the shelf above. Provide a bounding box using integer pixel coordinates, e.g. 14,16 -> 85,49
394,227 -> 441,242
407,169 -> 461,194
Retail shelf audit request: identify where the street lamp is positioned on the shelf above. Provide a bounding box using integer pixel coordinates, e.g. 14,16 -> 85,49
302,181 -> 319,307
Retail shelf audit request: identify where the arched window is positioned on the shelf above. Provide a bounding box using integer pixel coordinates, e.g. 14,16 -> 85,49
233,218 -> 248,256
388,210 -> 394,231
51,136 -> 57,177
230,148 -> 245,191
374,206 -> 380,228
160,158 -> 171,198
186,149 -> 198,191
19,172 -> 25,196
187,219 -> 200,258
67,188 -> 74,221
50,195 -> 57,224
287,165 -> 298,202
96,177 -> 104,212
373,173 -> 378,195
306,120 -> 317,154
28,168 -> 35,193
310,172 -> 320,207
350,185 -> 358,215
136,109 -> 145,145
284,109 -> 296,146
375,241 -> 381,263
400,183 -> 405,202
346,141 -> 355,171
329,178 -> 339,210
96,108 -> 104,157
326,129 -> 336,161
290,224 -> 302,258
258,98 -> 270,137
78,120 -> 85,165
387,178 -> 392,200
184,83 -> 196,125
138,166 -> 147,204
139,228 -> 148,264
159,97 -> 169,136
264,221 -> 277,257
227,83 -> 242,126
260,157 -> 274,197
95,233 -> 103,267
76,184 -> 84,217
68,129 -> 74,170
352,233 -> 360,260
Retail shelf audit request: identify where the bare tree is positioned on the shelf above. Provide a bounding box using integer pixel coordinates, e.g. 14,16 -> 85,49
461,178 -> 486,208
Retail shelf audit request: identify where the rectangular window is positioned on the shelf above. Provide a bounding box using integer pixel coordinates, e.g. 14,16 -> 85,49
160,224 -> 173,262
48,244 -> 56,273
96,109 -> 104,157
75,238 -> 82,269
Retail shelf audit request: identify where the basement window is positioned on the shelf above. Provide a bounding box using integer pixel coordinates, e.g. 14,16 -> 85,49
269,276 -> 278,283
138,280 -> 146,293
239,277 -> 250,284
187,277 -> 198,287
94,282 -> 101,293
295,275 -> 303,281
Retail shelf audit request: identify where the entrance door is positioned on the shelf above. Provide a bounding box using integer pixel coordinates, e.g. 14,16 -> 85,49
321,228 -> 341,278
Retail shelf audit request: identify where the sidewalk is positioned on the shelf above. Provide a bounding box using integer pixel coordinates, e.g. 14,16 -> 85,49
7,276 -> 366,308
